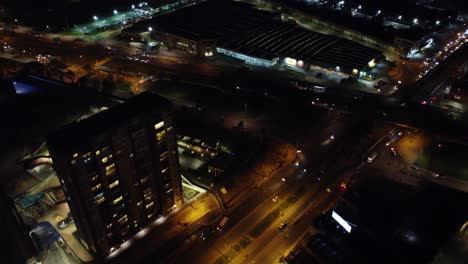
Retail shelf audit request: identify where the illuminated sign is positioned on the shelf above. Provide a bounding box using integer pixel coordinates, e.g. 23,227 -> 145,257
332,211 -> 352,233
297,60 -> 304,68
409,48 -> 418,55
285,57 -> 297,65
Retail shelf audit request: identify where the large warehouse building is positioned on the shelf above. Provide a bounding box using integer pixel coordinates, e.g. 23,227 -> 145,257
219,22 -> 381,77
130,0 -> 382,78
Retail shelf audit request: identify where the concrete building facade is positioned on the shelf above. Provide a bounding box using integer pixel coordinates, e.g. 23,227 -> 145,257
47,92 -> 183,258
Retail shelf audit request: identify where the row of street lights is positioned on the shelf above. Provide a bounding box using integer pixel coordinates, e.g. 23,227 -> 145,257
92,2 -> 149,22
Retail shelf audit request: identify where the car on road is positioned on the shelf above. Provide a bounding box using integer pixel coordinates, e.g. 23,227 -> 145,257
58,215 -> 74,229
367,152 -> 378,163
278,223 -> 288,230
272,195 -> 279,203
217,216 -> 228,232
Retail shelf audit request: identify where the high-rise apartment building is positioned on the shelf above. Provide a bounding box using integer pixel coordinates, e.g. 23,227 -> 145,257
47,92 -> 183,258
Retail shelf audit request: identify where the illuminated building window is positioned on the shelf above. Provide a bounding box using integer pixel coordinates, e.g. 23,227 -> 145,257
145,202 -> 154,209
106,223 -> 113,230
176,42 -> 189,48
73,153 -> 79,158
156,130 -> 166,141
70,160 -> 76,165
140,177 -> 149,184
217,47 -> 276,67
95,150 -> 101,156
117,215 -> 128,225
154,121 -> 165,130
90,175 -> 99,182
144,194 -> 152,202
137,201 -> 143,206
105,168 -> 116,177
166,126 -> 173,131
91,183 -> 102,192
107,232 -> 112,238
105,163 -> 115,171
147,213 -> 153,219
113,196 -> 123,205
161,167 -> 168,174
101,156 -> 109,163
95,196 -> 106,205
109,180 -> 119,189
94,192 -> 104,200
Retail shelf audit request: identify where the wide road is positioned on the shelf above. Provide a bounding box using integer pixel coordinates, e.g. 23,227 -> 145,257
174,160 -> 327,264
172,108 -> 376,264
242,188 -> 339,264
109,191 -> 222,264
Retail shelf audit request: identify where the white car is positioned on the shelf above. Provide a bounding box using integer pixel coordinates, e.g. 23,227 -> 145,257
272,195 -> 279,203
367,152 -> 378,163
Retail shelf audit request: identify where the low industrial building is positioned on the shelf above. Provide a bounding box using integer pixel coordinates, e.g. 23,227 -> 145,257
127,0 -> 381,78
220,22 -> 381,77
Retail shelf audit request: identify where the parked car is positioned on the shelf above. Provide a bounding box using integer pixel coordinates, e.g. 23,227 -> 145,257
58,216 -> 74,229
278,223 -> 288,230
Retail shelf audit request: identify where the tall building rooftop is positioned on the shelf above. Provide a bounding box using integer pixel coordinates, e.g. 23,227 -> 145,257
48,92 -> 172,149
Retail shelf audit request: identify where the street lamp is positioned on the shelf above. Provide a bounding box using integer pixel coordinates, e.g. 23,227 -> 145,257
132,4 -> 135,9
113,10 -> 118,15
148,26 -> 153,32
93,15 -> 98,21
413,18 -> 418,24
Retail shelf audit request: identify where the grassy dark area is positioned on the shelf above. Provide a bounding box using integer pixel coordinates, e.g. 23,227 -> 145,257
416,142 -> 468,181
250,208 -> 280,238
249,195 -> 298,238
